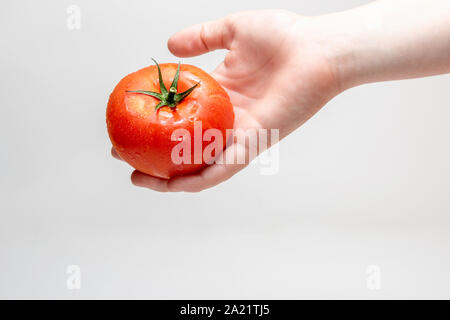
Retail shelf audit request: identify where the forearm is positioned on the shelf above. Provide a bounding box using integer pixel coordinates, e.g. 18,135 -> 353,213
321,0 -> 450,90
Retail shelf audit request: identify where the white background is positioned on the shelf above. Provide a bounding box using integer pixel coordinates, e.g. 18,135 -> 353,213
1,0 -> 449,299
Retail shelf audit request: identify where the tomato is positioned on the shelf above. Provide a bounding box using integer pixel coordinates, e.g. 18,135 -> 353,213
106,60 -> 235,179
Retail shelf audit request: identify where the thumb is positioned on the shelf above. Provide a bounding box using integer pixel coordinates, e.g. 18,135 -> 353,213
167,18 -> 234,57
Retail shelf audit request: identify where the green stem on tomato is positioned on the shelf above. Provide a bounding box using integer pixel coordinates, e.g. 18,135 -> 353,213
126,59 -> 200,110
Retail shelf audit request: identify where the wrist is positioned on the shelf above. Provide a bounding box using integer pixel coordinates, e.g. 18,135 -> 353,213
317,15 -> 365,92
290,13 -> 364,97
306,6 -> 378,93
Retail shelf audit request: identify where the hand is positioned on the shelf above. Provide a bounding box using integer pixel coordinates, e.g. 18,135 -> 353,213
115,10 -> 341,192
114,1 -> 450,192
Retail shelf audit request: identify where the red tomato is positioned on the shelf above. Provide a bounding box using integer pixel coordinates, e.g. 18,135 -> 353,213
106,60 -> 235,179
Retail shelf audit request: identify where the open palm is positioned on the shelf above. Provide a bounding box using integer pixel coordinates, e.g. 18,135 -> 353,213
114,10 -> 340,192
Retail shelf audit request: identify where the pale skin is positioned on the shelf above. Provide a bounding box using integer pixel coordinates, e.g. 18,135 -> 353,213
112,0 -> 450,192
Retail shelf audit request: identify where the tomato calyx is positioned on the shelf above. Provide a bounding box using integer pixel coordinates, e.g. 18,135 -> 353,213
127,59 -> 200,111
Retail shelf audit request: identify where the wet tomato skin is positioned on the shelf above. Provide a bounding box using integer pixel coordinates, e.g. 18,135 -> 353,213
107,63 -> 234,179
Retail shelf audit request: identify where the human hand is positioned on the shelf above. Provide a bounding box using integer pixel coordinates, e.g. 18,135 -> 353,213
116,10 -> 341,192
115,1 -> 450,192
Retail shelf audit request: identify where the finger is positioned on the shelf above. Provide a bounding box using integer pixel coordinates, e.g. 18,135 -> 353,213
167,142 -> 248,192
167,18 -> 234,57
111,147 -> 123,161
130,170 -> 174,193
